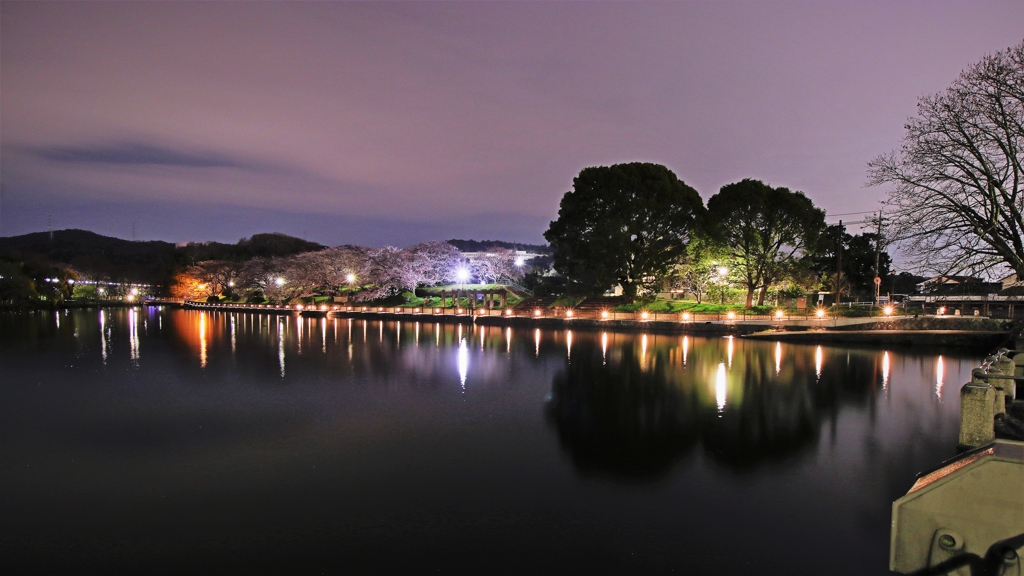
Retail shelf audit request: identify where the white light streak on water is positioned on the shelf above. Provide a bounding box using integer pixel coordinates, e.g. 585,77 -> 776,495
128,308 -> 140,362
322,318 -> 327,354
716,362 -> 727,415
775,341 -> 782,375
535,328 -> 540,357
815,345 -> 823,380
727,336 -> 734,368
936,356 -> 944,400
882,351 -> 890,389
99,310 -> 107,364
682,335 -> 689,366
458,338 -> 469,390
602,332 -> 608,365
278,318 -> 285,377
231,315 -> 236,355
506,327 -> 511,354
566,330 -> 572,361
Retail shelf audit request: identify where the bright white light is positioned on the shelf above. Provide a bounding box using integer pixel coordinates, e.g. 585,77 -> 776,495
228,281 -> 234,287
601,310 -> 609,319
67,279 -> 75,285
455,268 -> 470,282
717,266 -> 729,277
346,273 -> 356,283
514,257 -> 525,267
715,362 -> 727,414
131,288 -> 139,295
775,310 -> 784,319
275,277 -> 285,286
883,306 -> 894,316
726,311 -> 736,320
641,311 -> 649,320
816,308 -> 825,318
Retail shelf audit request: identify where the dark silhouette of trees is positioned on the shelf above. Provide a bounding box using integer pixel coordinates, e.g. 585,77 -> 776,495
868,41 -> 1024,278
544,163 -> 704,300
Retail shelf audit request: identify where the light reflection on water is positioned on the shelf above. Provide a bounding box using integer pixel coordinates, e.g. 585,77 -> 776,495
0,308 -> 984,575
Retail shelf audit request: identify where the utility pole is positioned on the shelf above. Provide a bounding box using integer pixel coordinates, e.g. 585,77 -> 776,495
132,222 -> 137,242
874,211 -> 883,305
835,220 -> 843,307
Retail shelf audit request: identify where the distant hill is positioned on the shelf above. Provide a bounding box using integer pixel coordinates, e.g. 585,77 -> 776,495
0,229 -> 177,285
447,239 -> 551,254
177,233 -> 326,263
0,230 -> 327,286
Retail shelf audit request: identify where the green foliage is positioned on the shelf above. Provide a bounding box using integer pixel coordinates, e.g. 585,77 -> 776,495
544,163 -> 704,300
701,179 -> 826,308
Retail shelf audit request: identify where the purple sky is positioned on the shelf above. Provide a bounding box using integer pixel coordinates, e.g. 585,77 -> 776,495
2,1 -> 1022,247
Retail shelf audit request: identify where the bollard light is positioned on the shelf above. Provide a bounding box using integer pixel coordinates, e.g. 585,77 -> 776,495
601,310 -> 609,319
505,309 -> 513,316
727,311 -> 736,320
816,308 -> 825,318
566,310 -> 573,318
296,304 -> 304,310
534,309 -> 541,316
883,305 -> 894,316
775,310 -> 784,319
682,312 -> 690,321
641,311 -> 649,320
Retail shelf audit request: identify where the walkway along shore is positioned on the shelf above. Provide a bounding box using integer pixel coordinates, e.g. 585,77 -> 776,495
168,300 -> 1013,350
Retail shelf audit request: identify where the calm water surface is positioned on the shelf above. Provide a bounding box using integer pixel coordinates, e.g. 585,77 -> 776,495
1,308 -> 980,574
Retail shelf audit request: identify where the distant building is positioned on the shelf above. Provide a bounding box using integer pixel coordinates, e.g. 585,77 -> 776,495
915,275 -> 1000,294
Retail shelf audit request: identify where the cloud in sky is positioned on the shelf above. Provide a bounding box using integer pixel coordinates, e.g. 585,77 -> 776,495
2,1 -> 1023,245
32,142 -> 247,169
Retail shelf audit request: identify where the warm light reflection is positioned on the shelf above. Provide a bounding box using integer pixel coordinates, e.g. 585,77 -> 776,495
535,328 -> 540,357
199,312 -> 207,368
715,362 -> 727,414
882,351 -> 890,389
935,356 -> 944,399
415,322 -> 420,346
601,332 -> 608,364
726,336 -> 734,367
566,330 -> 573,360
457,338 -> 469,390
506,327 -> 511,354
322,318 -> 327,353
682,335 -> 689,365
641,333 -> 648,363
775,341 -> 782,375
815,345 -> 822,379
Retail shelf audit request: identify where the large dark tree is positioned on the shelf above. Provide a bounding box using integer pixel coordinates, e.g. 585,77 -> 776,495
703,179 -> 825,308
868,41 -> 1024,278
544,163 -> 704,299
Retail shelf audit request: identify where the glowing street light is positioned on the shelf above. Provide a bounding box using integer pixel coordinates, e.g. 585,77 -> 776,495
883,305 -> 894,316
601,310 -> 609,319
816,308 -> 826,319
775,310 -> 784,319
514,256 -> 525,267
346,273 -> 356,283
275,277 -> 285,286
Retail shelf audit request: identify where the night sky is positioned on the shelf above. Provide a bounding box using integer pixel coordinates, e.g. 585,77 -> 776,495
2,1 -> 1022,247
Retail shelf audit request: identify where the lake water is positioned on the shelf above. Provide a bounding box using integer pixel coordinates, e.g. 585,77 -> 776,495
1,308 -> 981,574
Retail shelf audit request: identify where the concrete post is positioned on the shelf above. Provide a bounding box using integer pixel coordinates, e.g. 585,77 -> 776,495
959,381 -> 996,448
993,353 -> 1017,404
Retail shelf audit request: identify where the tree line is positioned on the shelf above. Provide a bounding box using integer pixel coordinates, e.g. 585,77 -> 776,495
544,166 -> 889,307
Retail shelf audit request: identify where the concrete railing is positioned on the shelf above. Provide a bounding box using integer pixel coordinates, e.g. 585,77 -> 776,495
959,348 -> 1022,448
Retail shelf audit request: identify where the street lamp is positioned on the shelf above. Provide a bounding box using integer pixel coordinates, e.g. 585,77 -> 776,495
346,273 -> 356,284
